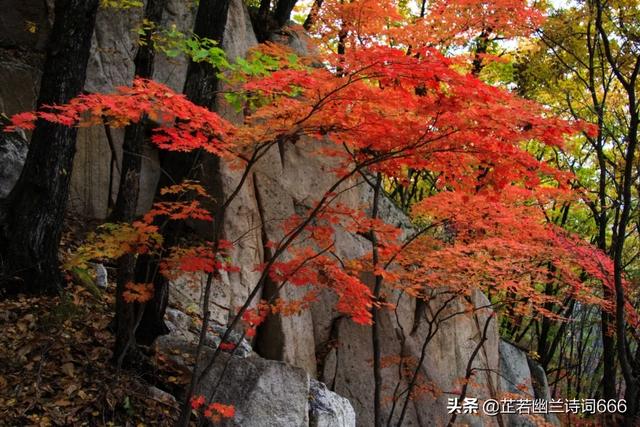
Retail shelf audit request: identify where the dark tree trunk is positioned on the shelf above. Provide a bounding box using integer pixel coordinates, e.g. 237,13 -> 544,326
0,0 -> 99,293
158,0 -> 232,186
183,0 -> 231,110
600,266 -> 617,401
471,29 -> 491,77
615,113 -> 639,424
173,2 -> 233,425
111,0 -> 168,365
180,0 -> 232,213
273,0 -> 297,27
595,1 -> 640,421
156,0 -> 232,327
113,254 -> 140,368
111,0 -> 166,223
252,0 -> 298,41
596,120 -> 617,401
252,0 -> 273,42
134,255 -> 170,345
369,173 -> 383,427
303,0 -> 323,30
124,0 -> 232,357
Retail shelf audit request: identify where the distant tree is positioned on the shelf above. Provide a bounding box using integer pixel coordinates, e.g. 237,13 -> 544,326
517,1 -> 640,419
594,0 -> 640,421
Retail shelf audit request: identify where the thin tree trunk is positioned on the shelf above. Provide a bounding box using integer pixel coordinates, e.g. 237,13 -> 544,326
370,173 -> 384,427
593,67 -> 617,405
0,0 -> 99,293
111,0 -> 167,222
169,1 -> 232,425
111,0 -> 168,365
597,133 -> 617,401
614,112 -> 639,423
595,1 -> 640,421
588,7 -> 618,397
130,0 -> 232,357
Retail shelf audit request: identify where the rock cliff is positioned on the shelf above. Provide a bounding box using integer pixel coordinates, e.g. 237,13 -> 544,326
0,1 -> 558,425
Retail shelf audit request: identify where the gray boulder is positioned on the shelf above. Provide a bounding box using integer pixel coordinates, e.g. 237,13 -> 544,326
527,357 -> 560,426
197,352 -> 311,427
206,323 -> 253,358
309,379 -> 356,427
161,306 -> 253,358
154,333 -> 356,427
0,124 -> 27,198
92,262 -> 109,288
147,385 -> 177,405
527,357 -> 552,402
499,340 -> 535,398
499,340 -> 536,427
165,307 -> 197,339
499,339 -> 560,426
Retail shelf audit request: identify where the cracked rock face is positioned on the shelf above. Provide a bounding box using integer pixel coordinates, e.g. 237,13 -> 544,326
319,289 -> 501,427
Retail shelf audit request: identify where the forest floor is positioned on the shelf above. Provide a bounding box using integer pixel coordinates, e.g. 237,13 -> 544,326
0,283 -> 185,426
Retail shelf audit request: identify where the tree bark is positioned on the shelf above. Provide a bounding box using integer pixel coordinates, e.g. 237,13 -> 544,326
0,0 -> 99,293
157,0 -> 231,189
590,13 -> 617,399
111,0 -> 166,222
303,0 -> 323,30
596,117 -> 618,401
183,0 -> 231,110
139,0 -> 231,348
370,173 -> 384,427
175,4 -> 234,423
111,0 -> 168,365
273,0 -> 298,27
253,0 -> 299,41
595,0 -> 640,421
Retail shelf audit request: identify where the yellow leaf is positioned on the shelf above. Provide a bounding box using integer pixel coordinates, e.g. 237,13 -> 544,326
25,21 -> 37,33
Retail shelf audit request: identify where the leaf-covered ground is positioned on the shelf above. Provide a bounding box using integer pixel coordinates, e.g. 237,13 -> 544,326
0,285 -> 181,426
